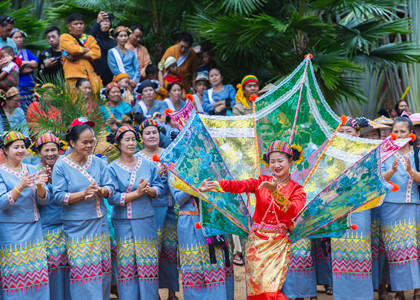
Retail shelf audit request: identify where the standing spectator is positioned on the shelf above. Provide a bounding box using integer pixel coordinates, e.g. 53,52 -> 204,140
202,66 -> 236,115
233,75 -> 260,116
60,13 -> 102,93
0,46 -> 19,91
0,15 -> 17,54
160,32 -> 199,92
0,87 -> 29,136
125,25 -> 151,80
108,26 -> 140,85
37,26 -> 63,83
11,28 -> 38,111
90,11 -> 116,85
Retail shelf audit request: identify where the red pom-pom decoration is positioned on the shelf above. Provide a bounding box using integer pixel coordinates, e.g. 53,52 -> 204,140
390,133 -> 397,140
388,181 -> 400,192
351,224 -> 358,230
304,53 -> 313,59
152,154 -> 160,162
164,108 -> 173,116
409,133 -> 417,141
285,237 -> 291,243
249,94 -> 258,102
194,222 -> 202,229
340,115 -> 348,125
186,94 -> 194,101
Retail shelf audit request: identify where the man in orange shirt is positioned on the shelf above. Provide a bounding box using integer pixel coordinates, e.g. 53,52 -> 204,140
60,14 -> 102,93
125,25 -> 151,81
160,32 -> 199,92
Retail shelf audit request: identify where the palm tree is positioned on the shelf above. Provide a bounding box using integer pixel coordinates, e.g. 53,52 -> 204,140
188,0 -> 420,109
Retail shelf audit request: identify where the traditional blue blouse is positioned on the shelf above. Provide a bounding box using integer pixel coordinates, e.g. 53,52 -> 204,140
107,47 -> 140,82
170,186 -> 196,212
382,150 -> 420,204
108,157 -> 164,219
52,155 -> 114,221
0,107 -> 29,137
99,101 -> 132,132
202,84 -> 237,114
36,164 -> 62,226
0,163 -> 49,223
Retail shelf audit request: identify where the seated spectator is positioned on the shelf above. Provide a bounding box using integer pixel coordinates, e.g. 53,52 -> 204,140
0,87 -> 29,136
125,25 -> 151,81
37,26 -> 63,83
233,75 -> 259,116
113,73 -> 134,105
393,99 -> 412,118
60,13 -> 102,93
145,64 -> 167,100
11,28 -> 39,111
161,56 -> 182,86
192,73 -> 209,113
75,78 -> 95,112
160,32 -> 199,91
162,83 -> 186,112
99,82 -> 131,132
198,47 -> 217,75
108,26 -> 140,86
0,16 -> 17,54
202,66 -> 236,115
132,80 -> 165,120
0,46 -> 19,91
90,11 -> 116,85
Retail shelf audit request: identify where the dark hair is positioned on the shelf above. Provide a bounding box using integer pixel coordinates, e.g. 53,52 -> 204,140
177,32 -> 193,46
167,82 -> 182,93
134,112 -> 146,125
1,46 -> 14,56
107,130 -> 140,147
75,78 -> 90,88
45,26 -> 60,36
0,16 -> 14,26
145,64 -> 159,77
67,13 -> 84,24
130,24 -> 145,33
393,116 -> 414,132
209,66 -> 224,77
65,124 -> 93,144
2,138 -> 31,153
263,148 -> 301,164
394,100 -> 409,116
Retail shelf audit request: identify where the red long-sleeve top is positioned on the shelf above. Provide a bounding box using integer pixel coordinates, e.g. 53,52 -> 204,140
217,175 -> 306,227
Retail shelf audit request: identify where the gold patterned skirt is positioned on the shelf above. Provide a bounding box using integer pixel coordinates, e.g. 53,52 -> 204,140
245,226 -> 291,300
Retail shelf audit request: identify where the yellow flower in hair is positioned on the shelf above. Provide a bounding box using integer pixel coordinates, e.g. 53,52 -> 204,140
291,143 -> 304,164
260,153 -> 268,168
60,140 -> 68,151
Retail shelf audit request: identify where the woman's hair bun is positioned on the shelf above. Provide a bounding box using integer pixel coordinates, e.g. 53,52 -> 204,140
291,148 -> 301,162
262,153 -> 268,163
106,133 -> 116,145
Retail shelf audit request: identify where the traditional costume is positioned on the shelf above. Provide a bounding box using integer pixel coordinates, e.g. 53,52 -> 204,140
210,140 -> 306,300
52,151 -> 114,299
34,133 -> 71,300
107,125 -> 164,299
0,131 -> 50,300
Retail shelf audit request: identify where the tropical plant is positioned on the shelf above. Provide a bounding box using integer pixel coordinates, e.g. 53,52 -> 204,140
188,0 -> 420,109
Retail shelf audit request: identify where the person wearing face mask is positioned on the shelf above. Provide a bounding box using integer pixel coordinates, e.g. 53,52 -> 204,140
29,133 -> 70,300
200,140 -> 306,300
233,75 -> 260,116
0,131 -> 50,300
52,119 -> 115,300
125,25 -> 151,81
382,116 -> 420,300
90,11 -> 116,86
107,125 -> 164,300
108,26 -> 140,86
99,82 -> 132,132
135,119 -> 180,299
38,26 -> 63,83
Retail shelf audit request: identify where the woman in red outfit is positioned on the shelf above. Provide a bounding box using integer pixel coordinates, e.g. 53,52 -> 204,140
200,140 -> 306,300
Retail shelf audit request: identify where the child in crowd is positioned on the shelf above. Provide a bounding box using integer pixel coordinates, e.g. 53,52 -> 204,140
145,64 -> 168,100
0,46 -> 19,91
161,56 -> 182,87
198,48 -> 217,75
192,73 -> 209,113
113,73 -> 134,105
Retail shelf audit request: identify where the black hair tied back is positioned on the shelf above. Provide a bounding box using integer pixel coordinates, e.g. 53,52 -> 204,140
291,148 -> 301,162
263,153 -> 268,163
106,132 -> 117,145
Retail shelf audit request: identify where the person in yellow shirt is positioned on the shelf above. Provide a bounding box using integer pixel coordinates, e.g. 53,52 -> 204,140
160,32 -> 199,92
60,13 -> 102,93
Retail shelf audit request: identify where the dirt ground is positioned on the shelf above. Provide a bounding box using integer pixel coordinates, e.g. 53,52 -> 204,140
110,265 -> 416,299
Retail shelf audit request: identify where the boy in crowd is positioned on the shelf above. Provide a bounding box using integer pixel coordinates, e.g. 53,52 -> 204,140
0,46 -> 19,91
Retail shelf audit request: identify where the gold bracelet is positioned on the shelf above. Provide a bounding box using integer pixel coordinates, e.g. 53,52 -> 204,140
14,186 -> 21,194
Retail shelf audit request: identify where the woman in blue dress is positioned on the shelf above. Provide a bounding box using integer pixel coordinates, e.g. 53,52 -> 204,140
0,131 -> 50,300
107,125 -> 164,300
31,133 -> 71,300
52,122 -> 115,300
382,116 -> 420,300
107,26 -> 140,84
161,82 -> 186,113
202,66 -> 236,115
135,119 -> 179,299
132,80 -> 166,119
170,187 -> 234,300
